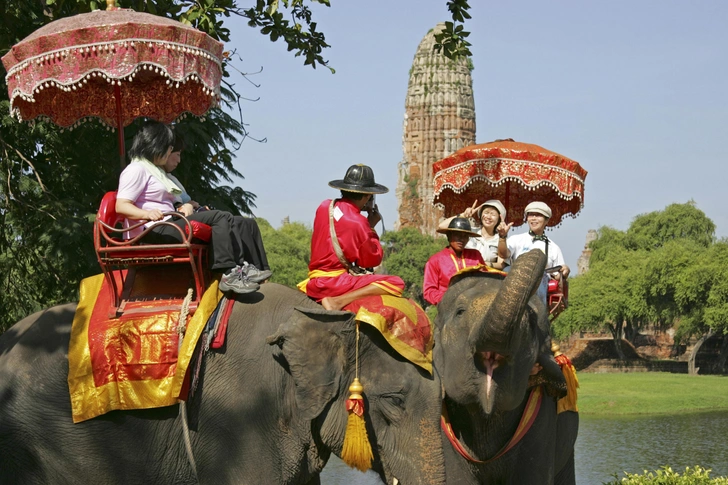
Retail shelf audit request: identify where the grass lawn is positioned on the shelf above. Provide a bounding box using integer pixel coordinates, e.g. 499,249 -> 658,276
577,372 -> 728,415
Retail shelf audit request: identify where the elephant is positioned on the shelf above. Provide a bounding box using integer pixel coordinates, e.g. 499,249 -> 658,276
0,283 -> 445,485
433,250 -> 579,485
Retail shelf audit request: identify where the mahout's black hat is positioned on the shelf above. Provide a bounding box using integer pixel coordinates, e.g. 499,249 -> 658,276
436,217 -> 480,237
328,164 -> 389,194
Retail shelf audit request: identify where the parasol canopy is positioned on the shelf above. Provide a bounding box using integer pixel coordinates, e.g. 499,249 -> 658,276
432,139 -> 587,227
2,3 -> 223,161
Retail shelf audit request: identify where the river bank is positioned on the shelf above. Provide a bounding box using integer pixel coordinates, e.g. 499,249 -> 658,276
578,372 -> 728,415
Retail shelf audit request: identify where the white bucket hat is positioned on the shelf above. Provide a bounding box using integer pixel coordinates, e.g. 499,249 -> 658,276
475,199 -> 506,221
524,201 -> 552,219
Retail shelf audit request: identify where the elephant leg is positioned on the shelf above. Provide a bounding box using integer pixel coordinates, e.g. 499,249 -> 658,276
554,410 -> 579,485
302,474 -> 321,485
554,451 -> 575,485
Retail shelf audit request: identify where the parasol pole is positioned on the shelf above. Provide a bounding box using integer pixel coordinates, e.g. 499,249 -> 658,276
107,0 -> 126,168
114,84 -> 126,168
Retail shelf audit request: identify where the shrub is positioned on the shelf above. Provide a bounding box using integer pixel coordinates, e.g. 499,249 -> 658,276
604,466 -> 728,484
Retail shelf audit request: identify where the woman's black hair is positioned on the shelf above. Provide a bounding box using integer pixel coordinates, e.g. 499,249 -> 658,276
172,131 -> 186,153
128,121 -> 174,162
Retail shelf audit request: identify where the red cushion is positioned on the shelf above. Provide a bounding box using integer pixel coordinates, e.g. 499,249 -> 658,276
184,221 -> 212,243
547,279 -> 560,294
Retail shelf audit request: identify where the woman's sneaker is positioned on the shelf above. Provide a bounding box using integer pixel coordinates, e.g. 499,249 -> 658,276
241,262 -> 272,284
219,267 -> 260,294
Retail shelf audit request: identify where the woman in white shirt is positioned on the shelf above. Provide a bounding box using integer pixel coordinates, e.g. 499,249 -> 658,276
462,199 -> 510,270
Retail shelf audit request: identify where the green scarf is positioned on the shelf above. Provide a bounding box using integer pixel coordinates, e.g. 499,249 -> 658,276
132,157 -> 182,196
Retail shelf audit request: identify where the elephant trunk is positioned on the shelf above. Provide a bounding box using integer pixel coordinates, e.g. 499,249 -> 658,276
469,249 -> 546,348
468,250 -> 546,412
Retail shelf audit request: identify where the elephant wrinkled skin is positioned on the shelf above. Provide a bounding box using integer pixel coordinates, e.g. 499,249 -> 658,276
434,250 -> 579,484
0,283 -> 445,485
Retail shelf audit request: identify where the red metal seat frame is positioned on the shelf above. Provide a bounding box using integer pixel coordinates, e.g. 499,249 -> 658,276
94,191 -> 211,315
547,278 -> 569,320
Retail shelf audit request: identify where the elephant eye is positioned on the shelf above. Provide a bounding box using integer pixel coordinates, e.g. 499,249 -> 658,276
376,393 -> 406,425
455,307 -> 466,317
381,393 -> 405,408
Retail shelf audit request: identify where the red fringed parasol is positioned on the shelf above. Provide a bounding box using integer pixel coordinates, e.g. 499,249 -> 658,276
2,1 -> 223,164
432,139 -> 587,227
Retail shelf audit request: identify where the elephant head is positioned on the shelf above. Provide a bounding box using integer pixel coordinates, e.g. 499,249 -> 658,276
435,250 -> 548,415
267,305 -> 445,485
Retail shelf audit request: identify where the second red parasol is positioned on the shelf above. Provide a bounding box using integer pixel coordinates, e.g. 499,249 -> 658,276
432,139 -> 587,227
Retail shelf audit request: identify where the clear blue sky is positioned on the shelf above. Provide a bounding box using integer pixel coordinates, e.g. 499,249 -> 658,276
220,0 -> 728,273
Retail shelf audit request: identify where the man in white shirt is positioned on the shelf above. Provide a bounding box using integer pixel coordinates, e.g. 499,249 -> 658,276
501,201 -> 570,304
504,201 -> 570,278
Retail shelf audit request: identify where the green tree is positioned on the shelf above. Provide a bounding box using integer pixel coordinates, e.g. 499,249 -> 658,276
674,241 -> 728,373
626,201 -> 715,251
555,246 -> 652,358
381,228 -> 445,308
555,202 -> 721,368
258,218 -> 311,288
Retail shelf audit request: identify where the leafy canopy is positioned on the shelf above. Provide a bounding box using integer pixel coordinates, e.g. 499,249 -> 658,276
554,202 -> 726,346
381,228 -> 445,308
257,218 -> 311,288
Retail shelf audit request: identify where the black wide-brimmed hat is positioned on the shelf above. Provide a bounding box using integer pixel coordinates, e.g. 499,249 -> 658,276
436,217 -> 480,237
328,164 -> 389,194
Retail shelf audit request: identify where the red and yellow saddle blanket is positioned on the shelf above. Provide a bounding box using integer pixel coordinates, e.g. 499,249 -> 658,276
344,295 -> 433,374
67,274 -> 222,423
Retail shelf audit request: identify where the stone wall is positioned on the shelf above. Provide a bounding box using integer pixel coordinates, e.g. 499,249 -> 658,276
395,23 -> 476,235
576,229 -> 597,274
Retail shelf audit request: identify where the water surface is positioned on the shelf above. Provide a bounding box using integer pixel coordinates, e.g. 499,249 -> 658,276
576,411 -> 728,484
321,411 -> 728,484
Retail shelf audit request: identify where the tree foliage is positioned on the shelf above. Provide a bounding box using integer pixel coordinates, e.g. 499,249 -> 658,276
626,202 -> 715,251
434,0 -> 472,59
604,466 -> 728,485
381,228 -> 445,308
554,202 -> 727,362
257,218 -> 311,288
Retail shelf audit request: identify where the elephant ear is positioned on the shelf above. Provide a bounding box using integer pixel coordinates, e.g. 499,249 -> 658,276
266,306 -> 354,420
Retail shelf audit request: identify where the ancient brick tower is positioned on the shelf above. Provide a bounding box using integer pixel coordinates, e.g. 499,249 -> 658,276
395,23 -> 476,235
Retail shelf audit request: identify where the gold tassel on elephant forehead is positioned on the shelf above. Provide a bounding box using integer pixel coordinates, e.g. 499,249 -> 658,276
341,320 -> 374,471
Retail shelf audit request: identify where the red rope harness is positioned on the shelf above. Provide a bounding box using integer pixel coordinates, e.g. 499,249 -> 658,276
440,386 -> 543,464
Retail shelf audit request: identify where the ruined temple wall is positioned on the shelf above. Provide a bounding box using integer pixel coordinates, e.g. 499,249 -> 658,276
395,24 -> 476,235
577,229 -> 598,275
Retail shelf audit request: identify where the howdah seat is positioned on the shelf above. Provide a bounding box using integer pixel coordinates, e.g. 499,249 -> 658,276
93,191 -> 212,316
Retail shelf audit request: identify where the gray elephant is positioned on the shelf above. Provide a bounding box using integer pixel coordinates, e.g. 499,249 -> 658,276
434,250 -> 579,484
0,283 -> 445,485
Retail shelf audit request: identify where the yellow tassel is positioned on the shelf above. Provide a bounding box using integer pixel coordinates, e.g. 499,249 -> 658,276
552,343 -> 579,414
341,378 -> 373,471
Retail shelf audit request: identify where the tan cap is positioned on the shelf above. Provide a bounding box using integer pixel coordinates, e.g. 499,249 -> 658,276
524,201 -> 552,219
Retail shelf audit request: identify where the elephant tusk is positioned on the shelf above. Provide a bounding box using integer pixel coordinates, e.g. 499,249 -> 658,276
393,478 -> 399,485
